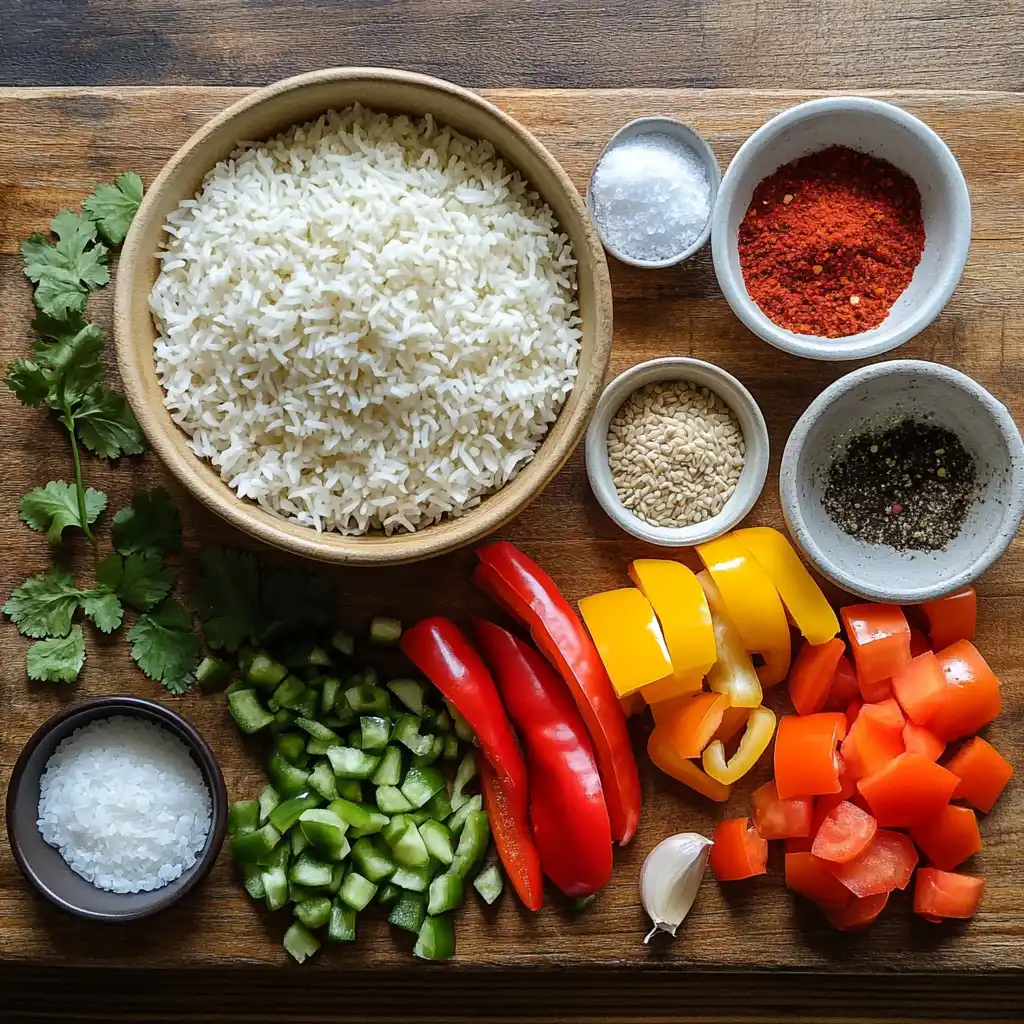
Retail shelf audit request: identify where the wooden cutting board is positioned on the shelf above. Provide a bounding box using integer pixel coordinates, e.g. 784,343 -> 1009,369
0,87 -> 1021,972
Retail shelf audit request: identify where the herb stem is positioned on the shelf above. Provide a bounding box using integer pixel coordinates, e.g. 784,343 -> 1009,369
62,405 -> 94,542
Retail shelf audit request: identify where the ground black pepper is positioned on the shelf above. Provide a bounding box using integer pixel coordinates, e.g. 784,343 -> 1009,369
822,419 -> 976,551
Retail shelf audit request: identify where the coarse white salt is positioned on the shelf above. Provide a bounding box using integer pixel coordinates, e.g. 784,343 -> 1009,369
37,716 -> 212,894
590,132 -> 711,263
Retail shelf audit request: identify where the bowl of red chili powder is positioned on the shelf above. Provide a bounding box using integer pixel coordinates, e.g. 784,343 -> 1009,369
712,97 -> 971,360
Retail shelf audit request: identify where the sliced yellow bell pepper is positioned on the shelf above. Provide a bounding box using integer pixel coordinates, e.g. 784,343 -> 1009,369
701,705 -> 777,784
578,587 -> 673,698
697,570 -> 762,708
733,527 -> 839,645
628,558 -> 715,704
697,535 -> 792,687
648,727 -> 732,802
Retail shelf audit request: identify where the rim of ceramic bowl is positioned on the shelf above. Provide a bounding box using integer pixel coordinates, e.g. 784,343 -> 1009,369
113,67 -> 613,566
5,696 -> 227,921
585,356 -> 769,546
711,96 -> 972,361
586,116 -> 721,268
780,359 -> 1024,602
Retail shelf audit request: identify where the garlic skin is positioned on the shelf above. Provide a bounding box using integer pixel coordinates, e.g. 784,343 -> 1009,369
640,832 -> 713,943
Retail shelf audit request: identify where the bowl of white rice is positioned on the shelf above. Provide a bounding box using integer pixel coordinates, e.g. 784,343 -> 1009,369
115,68 -> 613,565
6,697 -> 227,921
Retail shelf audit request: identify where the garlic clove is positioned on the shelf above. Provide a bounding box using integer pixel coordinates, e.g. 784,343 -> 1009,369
640,832 -> 713,943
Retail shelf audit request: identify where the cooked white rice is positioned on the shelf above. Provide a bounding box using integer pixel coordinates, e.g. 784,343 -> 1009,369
37,717 -> 212,894
150,104 -> 582,535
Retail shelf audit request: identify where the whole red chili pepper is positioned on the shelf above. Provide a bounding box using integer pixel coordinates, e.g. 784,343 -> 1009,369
473,618 -> 613,897
399,617 -> 528,824
474,541 -> 641,845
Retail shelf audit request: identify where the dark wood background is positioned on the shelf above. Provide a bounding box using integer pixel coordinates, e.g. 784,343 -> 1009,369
3,2 -> 1024,1022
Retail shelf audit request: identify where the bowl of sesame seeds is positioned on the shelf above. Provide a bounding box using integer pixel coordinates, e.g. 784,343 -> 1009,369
585,357 -> 769,546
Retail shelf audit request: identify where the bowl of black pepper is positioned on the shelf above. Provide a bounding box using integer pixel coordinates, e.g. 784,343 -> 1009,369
780,360 -> 1024,602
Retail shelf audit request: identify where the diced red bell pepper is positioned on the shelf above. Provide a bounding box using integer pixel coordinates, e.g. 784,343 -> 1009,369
908,625 -> 932,658
845,700 -> 862,731
857,752 -> 959,827
473,619 -> 611,900
811,799 -> 878,864
785,852 -> 852,910
827,891 -> 889,930
709,818 -> 768,881
774,712 -> 846,800
826,829 -> 918,897
841,603 -> 911,689
921,587 -> 977,651
910,804 -> 982,871
788,637 -> 846,716
945,736 -> 1013,813
926,641 -> 1002,742
862,698 -> 905,731
913,867 -> 985,920
751,780 -> 812,840
892,651 -> 949,726
826,655 -> 861,710
902,721 -> 945,762
841,709 -> 904,780
785,836 -> 814,854
474,543 -> 641,844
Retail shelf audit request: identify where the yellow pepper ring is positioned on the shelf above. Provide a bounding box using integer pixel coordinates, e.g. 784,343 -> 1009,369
701,705 -> 777,785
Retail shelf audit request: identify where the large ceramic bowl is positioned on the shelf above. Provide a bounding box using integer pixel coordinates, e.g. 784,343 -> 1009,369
115,68 -> 612,566
780,360 -> 1024,602
711,97 -> 971,361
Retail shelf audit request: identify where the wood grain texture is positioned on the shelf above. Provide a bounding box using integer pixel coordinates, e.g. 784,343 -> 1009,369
1,87 -> 1023,1013
1,0 -> 1023,92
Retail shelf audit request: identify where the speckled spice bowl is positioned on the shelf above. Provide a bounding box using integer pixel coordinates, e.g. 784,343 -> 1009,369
6,696 -> 227,922
781,360 -> 1024,602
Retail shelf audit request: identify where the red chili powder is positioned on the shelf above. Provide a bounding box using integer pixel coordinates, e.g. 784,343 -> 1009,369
737,146 -> 926,338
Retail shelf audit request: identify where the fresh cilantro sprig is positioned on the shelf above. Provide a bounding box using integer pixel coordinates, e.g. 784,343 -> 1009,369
7,176 -> 146,542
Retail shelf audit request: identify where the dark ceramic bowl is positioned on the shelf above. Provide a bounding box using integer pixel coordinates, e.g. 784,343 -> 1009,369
5,696 -> 227,921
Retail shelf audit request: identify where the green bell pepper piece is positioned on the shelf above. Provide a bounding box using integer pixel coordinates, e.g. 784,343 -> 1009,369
268,792 -> 322,832
473,863 -> 504,904
391,863 -> 434,892
414,914 -> 454,961
350,836 -> 396,883
308,760 -> 338,801
376,785 -> 414,814
327,902 -> 357,942
262,865 -> 289,911
320,676 -> 342,717
230,822 -> 282,864
196,655 -> 232,692
427,872 -> 464,915
245,651 -> 288,689
450,753 -> 477,812
369,615 -> 403,646
327,745 -> 380,780
227,689 -> 274,734
296,716 -> 340,743
425,788 -> 452,822
295,895 -> 332,930
419,819 -> 454,866
371,745 -> 403,787
345,684 -> 391,716
360,715 -> 391,752
445,701 -> 475,743
412,734 -> 444,767
298,808 -> 350,860
289,851 -> 335,888
331,629 -> 355,658
241,863 -> 266,900
274,731 -> 308,766
283,921 -> 320,964
448,794 -> 483,836
376,882 -> 402,907
387,678 -> 427,716
400,765 -> 445,809
391,820 -> 430,868
335,779 -> 363,802
388,892 -> 426,934
291,828 -> 310,858
269,675 -> 308,713
228,799 -> 259,836
392,714 -> 434,757
441,735 -> 460,761
451,810 -> 489,879
258,784 -> 281,824
339,871 -> 378,911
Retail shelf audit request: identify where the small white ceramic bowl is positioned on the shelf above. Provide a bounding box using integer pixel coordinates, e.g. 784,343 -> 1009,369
711,97 -> 972,361
586,116 -> 721,269
781,360 -> 1024,602
585,357 -> 769,546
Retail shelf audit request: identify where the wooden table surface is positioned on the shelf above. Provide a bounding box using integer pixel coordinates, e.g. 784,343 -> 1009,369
3,4 -> 1024,1022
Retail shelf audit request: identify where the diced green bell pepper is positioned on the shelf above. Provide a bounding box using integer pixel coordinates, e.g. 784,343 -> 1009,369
245,651 -> 288,689
331,629 -> 355,658
400,766 -> 445,809
412,734 -> 444,767
371,745 -> 403,787
228,799 -> 260,836
382,813 -> 416,846
448,794 -> 483,836
345,684 -> 391,716
441,735 -> 460,761
419,819 -> 454,866
350,836 -> 397,883
425,788 -> 452,823
320,676 -> 342,717
274,731 -> 308,766
451,810 -> 490,879
196,655 -> 231,692
376,882 -> 402,907
391,821 -> 430,868
227,689 -> 274,734
269,675 -> 308,713
391,863 -> 434,892
290,851 -> 336,888
414,914 -> 455,961
241,863 -> 266,900
473,863 -> 504,904
388,891 -> 426,934
450,753 -> 477,812
268,792 -> 322,832
339,871 -> 378,911
308,760 -> 338,801
387,678 -> 427,716
291,828 -> 310,857
299,808 -> 350,860
376,785 -> 414,814
262,865 -> 289,911
231,822 -> 282,864
296,716 -> 340,743
446,701 -> 475,742
369,615 -> 403,646
360,715 -> 391,752
427,872 -> 464,915
327,902 -> 357,942
283,921 -> 320,963
294,895 -> 332,930
392,714 -> 434,757
327,745 -> 380,780
258,784 -> 281,824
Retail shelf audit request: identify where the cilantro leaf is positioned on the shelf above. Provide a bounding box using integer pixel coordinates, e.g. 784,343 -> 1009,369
81,591 -> 124,633
6,359 -> 51,407
49,323 -> 106,411
20,481 -> 107,544
191,547 -> 261,652
118,551 -> 176,612
95,552 -> 124,589
128,598 -> 199,694
83,173 -> 144,246
27,626 -> 86,683
260,565 -> 334,642
111,488 -> 181,556
75,387 -> 146,459
4,568 -> 84,638
21,212 -> 109,319
33,310 -> 89,344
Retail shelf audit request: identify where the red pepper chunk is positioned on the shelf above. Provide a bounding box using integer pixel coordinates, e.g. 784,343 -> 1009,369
774,713 -> 846,799
826,829 -> 918,897
472,619 -> 612,898
926,641 -> 1002,742
921,587 -> 977,651
751,780 -> 812,840
840,603 -> 911,689
826,654 -> 861,710
474,542 -> 641,844
788,637 -> 846,716
914,868 -> 985,920
857,751 -> 959,827
909,804 -> 982,871
400,617 -> 529,825
944,736 -> 1013,813
710,818 -> 768,881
